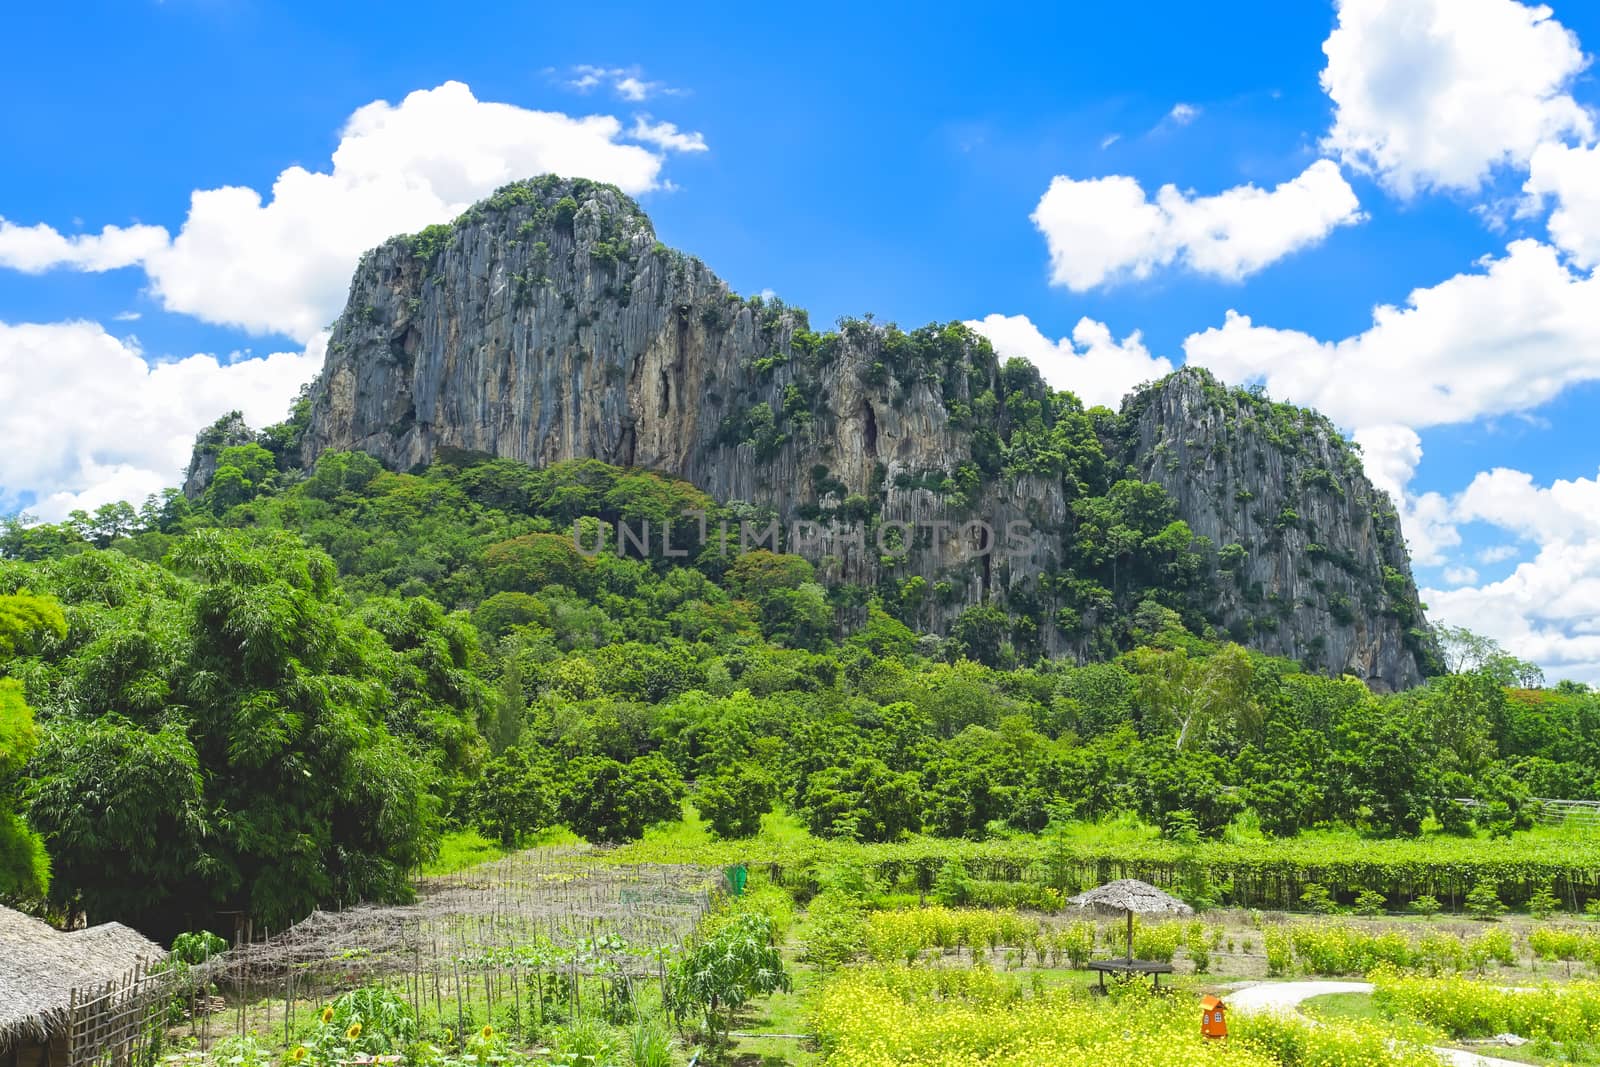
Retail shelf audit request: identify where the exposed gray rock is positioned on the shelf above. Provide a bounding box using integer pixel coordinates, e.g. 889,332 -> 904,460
197,176 -> 1435,688
183,411 -> 256,500
1121,372 -> 1432,689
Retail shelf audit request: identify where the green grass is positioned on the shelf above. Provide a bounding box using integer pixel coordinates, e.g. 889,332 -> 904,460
421,826 -> 583,876
1299,991 -> 1388,1026
422,830 -> 507,875
637,803 -> 815,854
726,965 -> 820,1066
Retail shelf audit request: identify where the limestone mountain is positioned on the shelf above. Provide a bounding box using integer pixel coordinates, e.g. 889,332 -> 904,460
188,175 -> 1438,689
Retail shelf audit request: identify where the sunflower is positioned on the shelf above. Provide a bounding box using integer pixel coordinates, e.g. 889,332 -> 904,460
345,1023 -> 362,1041
289,1048 -> 307,1063
479,1025 -> 494,1040
320,1007 -> 334,1025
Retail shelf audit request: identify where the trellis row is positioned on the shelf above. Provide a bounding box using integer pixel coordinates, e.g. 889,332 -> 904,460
185,848 -> 717,1047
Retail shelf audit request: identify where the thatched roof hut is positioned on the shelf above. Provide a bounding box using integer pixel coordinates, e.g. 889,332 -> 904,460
0,905 -> 166,1053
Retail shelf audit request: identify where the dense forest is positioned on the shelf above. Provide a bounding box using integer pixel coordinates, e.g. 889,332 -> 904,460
0,422 -> 1594,937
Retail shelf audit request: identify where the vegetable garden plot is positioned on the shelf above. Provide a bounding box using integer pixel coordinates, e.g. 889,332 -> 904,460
183,848 -> 718,1049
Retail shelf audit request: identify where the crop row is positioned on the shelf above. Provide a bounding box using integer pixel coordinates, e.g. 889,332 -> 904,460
853,906 -> 1564,978
1371,967 -> 1600,1045
619,831 -> 1600,912
810,964 -> 1444,1067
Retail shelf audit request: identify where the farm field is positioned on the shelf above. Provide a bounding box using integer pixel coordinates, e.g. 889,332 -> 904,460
164,815 -> 1600,1067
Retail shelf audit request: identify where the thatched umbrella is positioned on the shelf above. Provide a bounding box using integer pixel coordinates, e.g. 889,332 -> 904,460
1067,879 -> 1193,961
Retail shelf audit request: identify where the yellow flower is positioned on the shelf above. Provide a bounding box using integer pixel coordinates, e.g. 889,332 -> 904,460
289,1048 -> 307,1063
479,1025 -> 493,1040
346,1023 -> 362,1041
321,1007 -> 334,1025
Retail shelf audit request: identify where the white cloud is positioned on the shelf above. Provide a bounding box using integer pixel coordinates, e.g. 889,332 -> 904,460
1321,0 -> 1593,197
0,320 -> 322,520
1425,540 -> 1600,685
564,65 -> 680,102
0,218 -> 168,273
1183,240 -> 1600,434
628,116 -> 708,154
1031,160 -> 1362,290
966,313 -> 1174,409
2,81 -> 706,343
1478,544 -> 1520,564
1165,103 -> 1201,126
1525,141 -> 1600,266
1398,489 -> 1461,568
1456,466 -> 1600,543
1351,424 -> 1422,502
1408,467 -> 1600,683
1183,239 -> 1600,575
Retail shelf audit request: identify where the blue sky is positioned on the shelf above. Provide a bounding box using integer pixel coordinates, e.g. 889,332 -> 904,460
4,0 -> 1600,680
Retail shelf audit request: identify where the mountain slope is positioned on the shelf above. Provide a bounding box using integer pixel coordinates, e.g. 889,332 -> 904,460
196,175 -> 1437,688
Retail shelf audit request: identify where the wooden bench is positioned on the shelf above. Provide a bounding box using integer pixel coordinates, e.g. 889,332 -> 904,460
1086,958 -> 1175,993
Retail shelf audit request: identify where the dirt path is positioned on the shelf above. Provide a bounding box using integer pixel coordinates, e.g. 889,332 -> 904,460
1227,981 -> 1530,1067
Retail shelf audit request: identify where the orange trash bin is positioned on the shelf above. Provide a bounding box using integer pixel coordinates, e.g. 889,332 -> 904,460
1200,995 -> 1227,1039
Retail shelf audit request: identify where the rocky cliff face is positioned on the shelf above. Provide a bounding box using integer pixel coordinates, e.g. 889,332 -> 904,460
1120,374 -> 1432,685
216,176 -> 1435,688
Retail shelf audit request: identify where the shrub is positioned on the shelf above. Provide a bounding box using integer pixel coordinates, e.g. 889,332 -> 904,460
669,911 -> 791,1046
1354,888 -> 1387,916
1410,894 -> 1442,916
1528,884 -> 1561,919
1265,927 -> 1293,976
1299,882 -> 1338,914
931,859 -> 974,907
1464,880 -> 1506,921
1184,922 -> 1211,974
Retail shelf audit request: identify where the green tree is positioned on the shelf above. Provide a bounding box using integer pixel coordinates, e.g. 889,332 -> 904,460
801,757 -> 922,842
559,754 -> 684,842
25,718 -> 205,919
471,748 -> 554,845
669,911 -> 790,1051
951,603 -> 1009,668
0,593 -> 65,898
694,764 -> 776,839
1125,642 -> 1255,749
17,536 -> 444,932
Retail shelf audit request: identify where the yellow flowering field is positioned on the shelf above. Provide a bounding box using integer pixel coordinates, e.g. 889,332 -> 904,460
1371,965 -> 1600,1044
811,965 -> 1445,1067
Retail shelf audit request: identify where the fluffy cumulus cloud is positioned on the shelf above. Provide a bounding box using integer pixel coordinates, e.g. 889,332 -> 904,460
1184,239 -> 1600,456
1183,234 -> 1600,589
1031,160 -> 1362,290
628,116 -> 708,154
1321,0 -> 1593,196
1422,467 -> 1600,683
0,218 -> 169,273
0,320 -> 322,520
5,81 -> 705,342
965,313 -> 1174,408
1525,141 -> 1600,266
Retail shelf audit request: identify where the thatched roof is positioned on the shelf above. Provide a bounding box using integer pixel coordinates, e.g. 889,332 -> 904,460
1066,879 -> 1194,916
0,906 -> 165,1046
